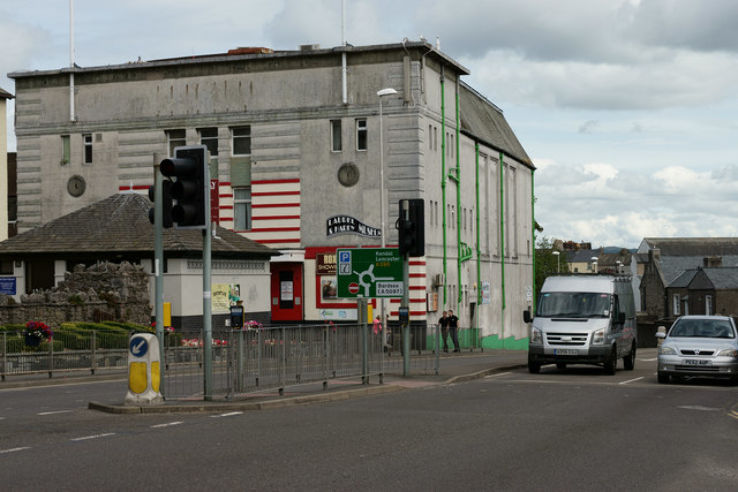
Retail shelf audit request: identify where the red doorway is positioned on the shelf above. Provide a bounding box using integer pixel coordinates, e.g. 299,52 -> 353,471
270,263 -> 303,322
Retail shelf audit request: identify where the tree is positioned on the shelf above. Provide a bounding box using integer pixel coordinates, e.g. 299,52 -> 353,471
535,237 -> 568,296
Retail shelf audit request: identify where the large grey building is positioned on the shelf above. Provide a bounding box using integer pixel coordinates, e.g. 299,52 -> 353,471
9,41 -> 535,348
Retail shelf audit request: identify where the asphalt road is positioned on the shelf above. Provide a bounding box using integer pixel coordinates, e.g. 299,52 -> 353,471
1,356 -> 737,491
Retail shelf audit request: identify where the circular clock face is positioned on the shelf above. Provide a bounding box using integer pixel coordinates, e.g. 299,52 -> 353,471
67,175 -> 86,197
337,162 -> 359,187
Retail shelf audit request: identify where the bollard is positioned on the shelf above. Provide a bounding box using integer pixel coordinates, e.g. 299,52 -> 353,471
124,333 -> 164,406
656,326 -> 666,347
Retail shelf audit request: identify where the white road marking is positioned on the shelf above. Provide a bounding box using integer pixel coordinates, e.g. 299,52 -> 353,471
678,405 -> 721,412
71,433 -> 116,441
484,372 -> 511,379
211,411 -> 243,418
619,377 -> 644,385
37,410 -> 73,416
639,357 -> 658,362
0,447 -> 31,454
151,421 -> 184,429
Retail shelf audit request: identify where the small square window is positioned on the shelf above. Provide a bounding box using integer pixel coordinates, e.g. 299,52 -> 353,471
232,126 -> 251,156
0,260 -> 13,275
166,129 -> 186,157
331,120 -> 342,152
199,128 -> 218,156
356,119 -> 367,151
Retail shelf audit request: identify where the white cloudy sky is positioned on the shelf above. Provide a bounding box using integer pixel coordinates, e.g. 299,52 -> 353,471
2,0 -> 738,248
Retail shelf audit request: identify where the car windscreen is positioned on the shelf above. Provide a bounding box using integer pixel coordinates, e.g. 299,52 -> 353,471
536,292 -> 611,318
668,319 -> 736,339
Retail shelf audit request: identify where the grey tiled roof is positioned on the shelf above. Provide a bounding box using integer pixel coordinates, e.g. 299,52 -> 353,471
703,267 -> 738,289
459,82 -> 532,167
669,270 -> 697,288
0,193 -> 277,258
643,237 -> 738,256
660,256 -> 738,285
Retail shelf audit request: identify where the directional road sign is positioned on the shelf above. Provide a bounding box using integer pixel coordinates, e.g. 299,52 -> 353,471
336,248 -> 403,298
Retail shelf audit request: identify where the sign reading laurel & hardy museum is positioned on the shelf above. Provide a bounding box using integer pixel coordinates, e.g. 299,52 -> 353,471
326,215 -> 381,238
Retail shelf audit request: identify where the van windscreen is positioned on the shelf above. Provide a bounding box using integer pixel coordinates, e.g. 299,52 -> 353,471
537,292 -> 611,318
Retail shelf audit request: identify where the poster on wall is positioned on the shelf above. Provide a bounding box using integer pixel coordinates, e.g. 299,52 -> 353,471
481,281 -> 491,305
212,283 -> 241,313
319,308 -> 358,321
321,277 -> 337,300
280,281 -> 294,301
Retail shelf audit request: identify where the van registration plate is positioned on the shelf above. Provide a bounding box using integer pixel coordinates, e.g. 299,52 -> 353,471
554,349 -> 578,356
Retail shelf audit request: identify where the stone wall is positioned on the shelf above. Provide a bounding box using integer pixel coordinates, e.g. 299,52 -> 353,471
0,262 -> 151,328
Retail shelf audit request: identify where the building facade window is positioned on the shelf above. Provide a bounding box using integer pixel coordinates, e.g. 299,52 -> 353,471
232,126 -> 251,156
166,129 -> 186,156
234,187 -> 252,231
61,135 -> 70,165
0,260 -> 13,275
356,119 -> 367,151
331,120 -> 342,152
199,127 -> 218,156
673,294 -> 680,316
705,295 -> 712,315
83,134 -> 93,164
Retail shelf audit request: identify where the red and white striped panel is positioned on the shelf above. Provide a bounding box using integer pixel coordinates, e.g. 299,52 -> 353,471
388,258 -> 427,321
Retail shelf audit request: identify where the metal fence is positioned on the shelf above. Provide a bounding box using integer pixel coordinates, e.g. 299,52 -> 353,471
0,330 -> 131,381
163,323 -> 443,400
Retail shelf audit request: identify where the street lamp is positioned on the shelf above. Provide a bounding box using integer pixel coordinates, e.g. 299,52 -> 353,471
552,250 -> 560,273
377,87 -> 397,335
591,256 -> 598,274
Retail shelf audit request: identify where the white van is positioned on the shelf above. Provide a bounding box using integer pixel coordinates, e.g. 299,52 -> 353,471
524,275 -> 637,374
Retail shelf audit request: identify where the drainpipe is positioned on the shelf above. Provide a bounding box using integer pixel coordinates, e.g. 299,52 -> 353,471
475,143 -> 481,336
531,169 -> 536,315
69,0 -> 75,121
440,67 -> 447,308
455,79 -> 462,306
341,0 -> 347,105
499,152 -> 506,344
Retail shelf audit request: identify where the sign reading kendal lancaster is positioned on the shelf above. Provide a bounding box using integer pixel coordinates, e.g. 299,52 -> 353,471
326,215 -> 381,238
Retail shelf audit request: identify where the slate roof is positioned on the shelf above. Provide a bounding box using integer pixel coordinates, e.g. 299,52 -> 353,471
0,87 -> 13,99
658,256 -> 738,286
459,82 -> 533,168
0,193 -> 277,258
667,267 -> 738,290
642,237 -> 738,256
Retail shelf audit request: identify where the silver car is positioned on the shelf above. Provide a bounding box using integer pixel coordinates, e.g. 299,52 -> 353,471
656,315 -> 738,384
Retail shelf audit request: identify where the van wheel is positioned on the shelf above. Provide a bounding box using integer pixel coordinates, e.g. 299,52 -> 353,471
556,362 -> 566,370
528,356 -> 541,374
623,344 -> 636,370
604,347 -> 617,375
657,372 -> 670,384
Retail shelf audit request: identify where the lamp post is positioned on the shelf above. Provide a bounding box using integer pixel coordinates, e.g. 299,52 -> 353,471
591,257 -> 598,274
552,250 -> 560,273
377,87 -> 397,336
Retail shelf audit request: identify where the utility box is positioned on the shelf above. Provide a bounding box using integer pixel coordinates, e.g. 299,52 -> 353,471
124,333 -> 164,405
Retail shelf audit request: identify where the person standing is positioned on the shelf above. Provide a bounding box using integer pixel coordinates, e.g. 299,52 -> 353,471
447,309 -> 460,352
438,311 -> 449,353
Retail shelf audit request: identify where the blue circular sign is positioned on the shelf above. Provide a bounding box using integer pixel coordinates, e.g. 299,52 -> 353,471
129,336 -> 149,358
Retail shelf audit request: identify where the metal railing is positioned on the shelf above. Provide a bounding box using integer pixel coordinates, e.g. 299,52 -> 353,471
0,330 -> 132,381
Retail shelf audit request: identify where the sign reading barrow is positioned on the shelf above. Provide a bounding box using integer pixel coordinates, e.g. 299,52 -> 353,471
326,215 -> 381,238
336,248 -> 403,298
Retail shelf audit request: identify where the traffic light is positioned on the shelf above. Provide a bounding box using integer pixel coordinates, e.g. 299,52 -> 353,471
159,145 -> 209,229
148,180 -> 174,228
396,199 -> 425,257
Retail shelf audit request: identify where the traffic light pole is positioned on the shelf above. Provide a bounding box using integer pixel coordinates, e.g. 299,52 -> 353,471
402,254 -> 410,376
152,153 -> 165,394
203,226 -> 213,400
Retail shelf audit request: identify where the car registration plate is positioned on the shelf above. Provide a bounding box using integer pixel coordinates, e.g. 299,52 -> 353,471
554,349 -> 578,356
683,359 -> 709,365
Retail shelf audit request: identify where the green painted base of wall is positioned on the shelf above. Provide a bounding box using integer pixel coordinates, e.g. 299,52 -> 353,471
424,330 -> 529,351
481,335 -> 529,351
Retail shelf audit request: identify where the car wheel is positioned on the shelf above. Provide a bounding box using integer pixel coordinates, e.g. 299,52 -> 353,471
604,347 -> 617,375
657,372 -> 670,384
623,343 -> 636,370
556,362 -> 566,370
528,356 -> 541,374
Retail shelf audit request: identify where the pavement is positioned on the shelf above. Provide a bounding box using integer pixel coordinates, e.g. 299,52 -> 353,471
87,349 -> 529,414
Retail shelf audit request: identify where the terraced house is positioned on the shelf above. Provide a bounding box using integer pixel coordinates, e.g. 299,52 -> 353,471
9,41 -> 535,348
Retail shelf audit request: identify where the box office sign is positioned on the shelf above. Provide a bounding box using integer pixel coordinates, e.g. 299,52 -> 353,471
326,215 -> 381,238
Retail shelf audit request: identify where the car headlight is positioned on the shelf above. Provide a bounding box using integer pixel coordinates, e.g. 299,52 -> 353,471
716,349 -> 738,357
659,346 -> 676,355
531,328 -> 542,344
592,329 -> 605,345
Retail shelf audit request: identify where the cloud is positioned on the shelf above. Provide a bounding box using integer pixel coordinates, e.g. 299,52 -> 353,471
579,120 -> 599,134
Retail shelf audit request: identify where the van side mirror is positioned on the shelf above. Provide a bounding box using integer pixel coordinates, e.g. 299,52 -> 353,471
617,312 -> 626,324
523,310 -> 532,323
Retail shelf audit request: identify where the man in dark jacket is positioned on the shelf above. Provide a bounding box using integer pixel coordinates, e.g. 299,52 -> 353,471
438,311 -> 449,352
447,309 -> 460,352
